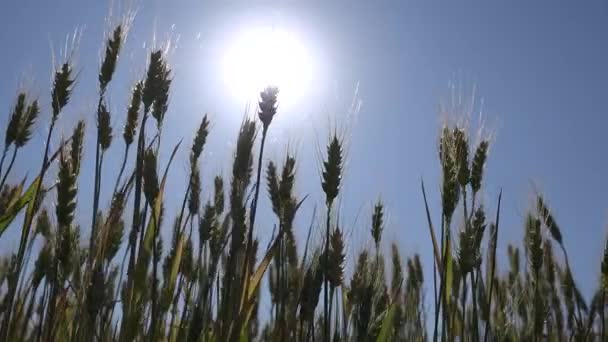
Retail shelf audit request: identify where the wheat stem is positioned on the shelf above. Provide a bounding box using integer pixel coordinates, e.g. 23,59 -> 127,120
484,190 -> 502,342
113,144 -> 130,195
0,145 -> 17,190
1,115 -> 56,341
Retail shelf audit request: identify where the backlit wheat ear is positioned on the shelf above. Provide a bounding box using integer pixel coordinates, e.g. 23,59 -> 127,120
15,99 -> 39,148
188,165 -> 201,215
143,50 -> 172,126
181,238 -> 194,280
258,86 -> 279,131
208,216 -> 222,262
470,140 -> 489,194
371,199 -> 384,248
266,161 -> 280,216
143,149 -> 159,205
190,115 -> 210,164
52,62 -> 75,121
213,175 -> 224,214
232,119 -> 257,185
300,254 -> 324,321
278,155 -> 296,205
5,93 -> 26,148
322,135 -> 343,207
123,81 -> 142,146
199,202 -> 216,246
142,51 -> 162,111
98,103 -> 113,150
328,227 -> 345,289
70,121 -> 85,174
99,25 -> 123,92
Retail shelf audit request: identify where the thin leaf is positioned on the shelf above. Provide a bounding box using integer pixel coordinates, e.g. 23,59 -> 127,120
421,179 -> 442,272
0,176 -> 39,236
376,304 -> 397,342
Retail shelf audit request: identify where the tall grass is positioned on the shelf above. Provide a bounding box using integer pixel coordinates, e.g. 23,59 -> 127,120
0,16 -> 605,342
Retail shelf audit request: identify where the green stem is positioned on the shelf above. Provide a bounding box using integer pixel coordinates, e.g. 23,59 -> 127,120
90,97 -> 104,269
1,116 -> 55,341
120,111 -> 148,339
235,126 -> 268,340
149,199 -> 160,341
324,203 -> 332,342
243,127 -> 268,283
0,145 -> 17,190
602,289 -> 606,341
471,272 -> 479,342
0,146 -> 9,181
461,276 -> 467,341
113,144 -> 130,195
484,190 -> 501,342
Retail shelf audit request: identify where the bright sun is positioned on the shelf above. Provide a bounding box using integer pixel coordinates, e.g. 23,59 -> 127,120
222,28 -> 314,106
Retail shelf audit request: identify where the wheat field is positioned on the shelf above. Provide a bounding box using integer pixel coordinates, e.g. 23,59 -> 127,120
0,17 -> 605,342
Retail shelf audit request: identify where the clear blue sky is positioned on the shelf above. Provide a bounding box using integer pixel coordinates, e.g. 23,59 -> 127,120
1,0 -> 607,309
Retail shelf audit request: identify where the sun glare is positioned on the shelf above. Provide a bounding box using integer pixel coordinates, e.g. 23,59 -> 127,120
222,28 -> 314,106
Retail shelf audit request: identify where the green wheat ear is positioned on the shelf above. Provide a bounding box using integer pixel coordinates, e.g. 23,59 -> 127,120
5,93 -> 26,148
525,213 -> 543,274
51,62 -> 75,121
453,128 -> 470,187
97,102 -> 113,151
70,121 -> 85,174
371,199 -> 384,248
536,195 -> 563,245
99,25 -> 123,92
439,126 -> 460,221
0,185 -> 19,216
55,147 -> 77,229
32,240 -> 53,287
470,140 -> 488,193
35,209 -> 52,240
15,99 -> 39,148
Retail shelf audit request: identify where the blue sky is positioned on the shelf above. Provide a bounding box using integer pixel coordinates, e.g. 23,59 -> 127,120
1,0 -> 607,312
